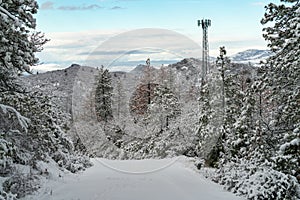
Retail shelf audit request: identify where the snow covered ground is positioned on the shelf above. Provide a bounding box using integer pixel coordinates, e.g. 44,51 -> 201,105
22,157 -> 242,200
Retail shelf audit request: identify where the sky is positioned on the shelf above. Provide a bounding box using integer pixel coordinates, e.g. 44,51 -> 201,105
33,0 -> 278,72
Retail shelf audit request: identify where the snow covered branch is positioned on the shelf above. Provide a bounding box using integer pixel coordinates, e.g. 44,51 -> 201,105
0,104 -> 30,133
0,6 -> 20,26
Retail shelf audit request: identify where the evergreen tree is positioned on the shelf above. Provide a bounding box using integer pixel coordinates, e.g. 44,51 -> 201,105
0,0 -> 48,92
95,66 -> 113,122
0,91 -> 91,198
197,81 -> 222,166
261,0 -> 300,179
229,79 -> 271,161
149,84 -> 181,131
222,72 -> 244,160
213,45 -> 300,199
211,2 -> 300,197
113,77 -> 126,120
130,83 -> 157,116
0,1 -> 91,198
129,65 -> 157,117
197,60 -> 226,166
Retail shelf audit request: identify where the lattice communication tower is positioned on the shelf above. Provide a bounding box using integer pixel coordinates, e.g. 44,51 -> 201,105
198,19 -> 211,80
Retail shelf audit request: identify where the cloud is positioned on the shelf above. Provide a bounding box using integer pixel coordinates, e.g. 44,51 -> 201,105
39,2 -> 124,11
36,29 -> 125,68
36,28 -> 269,73
252,2 -> 266,6
79,49 -> 161,56
109,65 -> 134,72
30,63 -> 63,73
79,50 -> 127,56
36,28 -> 203,72
80,29 -> 202,69
110,6 -> 125,10
57,4 -> 103,11
40,1 -> 54,10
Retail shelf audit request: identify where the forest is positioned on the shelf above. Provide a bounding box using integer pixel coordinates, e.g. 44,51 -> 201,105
0,0 -> 299,199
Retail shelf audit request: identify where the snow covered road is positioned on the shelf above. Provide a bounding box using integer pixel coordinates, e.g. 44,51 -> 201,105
24,157 -> 242,200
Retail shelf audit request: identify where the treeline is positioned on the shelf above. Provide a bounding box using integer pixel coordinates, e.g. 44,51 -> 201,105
0,1 -> 91,199
198,1 -> 299,199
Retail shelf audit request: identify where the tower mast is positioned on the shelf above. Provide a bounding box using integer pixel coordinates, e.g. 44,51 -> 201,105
198,19 -> 211,81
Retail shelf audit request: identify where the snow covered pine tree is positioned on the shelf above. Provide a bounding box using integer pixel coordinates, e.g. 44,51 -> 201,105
212,1 -> 300,199
261,0 -> 300,185
0,0 -> 47,92
95,66 -> 113,122
149,83 -> 181,132
0,1 -> 91,198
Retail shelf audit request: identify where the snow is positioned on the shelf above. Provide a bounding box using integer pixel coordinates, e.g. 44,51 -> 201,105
0,6 -> 20,25
280,137 -> 300,152
181,66 -> 188,70
22,157 -> 242,200
290,138 -> 300,146
0,104 -> 30,133
230,49 -> 273,64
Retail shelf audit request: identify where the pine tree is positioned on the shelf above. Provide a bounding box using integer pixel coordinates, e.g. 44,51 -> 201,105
95,66 -> 113,122
149,84 -> 181,131
261,0 -> 300,179
222,73 -> 245,160
0,0 -> 48,92
197,56 -> 227,166
113,77 -> 126,119
213,46 -> 300,199
129,65 -> 157,117
230,79 -> 267,160
201,47 -> 244,166
0,1 -> 91,198
0,91 -> 92,197
196,81 -> 219,165
212,3 -> 300,197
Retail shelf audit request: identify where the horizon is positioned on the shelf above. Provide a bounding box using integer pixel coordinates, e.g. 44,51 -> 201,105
34,0 -> 279,72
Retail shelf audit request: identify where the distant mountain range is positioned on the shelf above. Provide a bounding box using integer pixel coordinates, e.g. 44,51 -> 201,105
209,49 -> 273,64
230,49 -> 273,64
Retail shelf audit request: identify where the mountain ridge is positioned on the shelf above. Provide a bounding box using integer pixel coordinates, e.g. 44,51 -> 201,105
230,49 -> 273,63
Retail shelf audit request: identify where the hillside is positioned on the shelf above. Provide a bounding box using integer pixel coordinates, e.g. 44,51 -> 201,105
230,49 -> 273,64
21,60 -> 200,158
21,58 -> 256,159
22,64 -> 81,114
